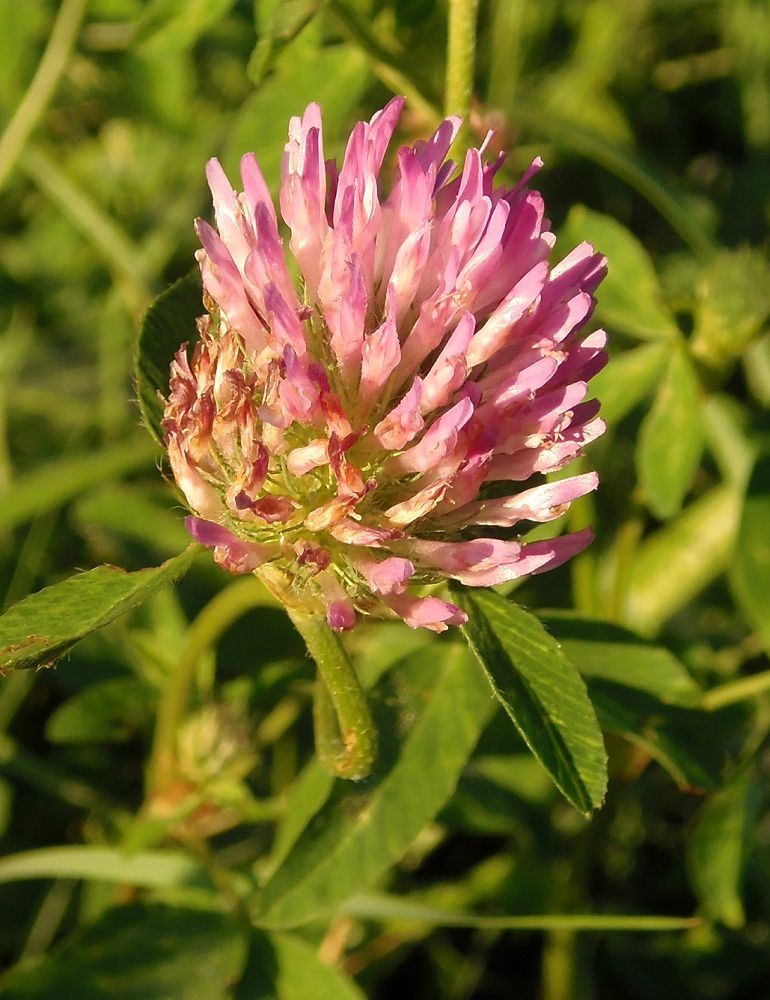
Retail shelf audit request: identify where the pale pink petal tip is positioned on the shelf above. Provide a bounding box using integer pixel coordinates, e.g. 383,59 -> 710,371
165,98 -> 607,630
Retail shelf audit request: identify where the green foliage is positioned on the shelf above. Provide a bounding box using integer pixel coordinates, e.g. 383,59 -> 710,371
456,591 -> 607,816
1,0 -> 770,997
637,343 -> 705,519
0,548 -> 198,672
730,448 -> 770,652
236,932 -> 366,999
688,771 -> 758,928
255,646 -> 494,928
3,905 -> 245,999
135,272 -> 202,445
560,206 -> 679,342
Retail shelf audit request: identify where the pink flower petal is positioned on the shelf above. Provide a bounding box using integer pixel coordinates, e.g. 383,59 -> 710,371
383,593 -> 467,632
354,555 -> 415,596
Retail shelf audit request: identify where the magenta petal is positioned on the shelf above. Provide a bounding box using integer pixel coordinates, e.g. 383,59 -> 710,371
384,593 -> 468,633
354,554 -> 415,596
167,98 -> 608,633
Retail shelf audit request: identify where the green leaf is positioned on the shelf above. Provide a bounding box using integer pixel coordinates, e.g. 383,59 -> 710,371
135,272 -> 202,445
46,678 -> 156,744
2,904 -> 245,1000
539,611 -> 701,706
623,485 -> 741,635
235,932 -> 365,1000
560,206 -> 679,341
588,683 -> 741,790
224,31 -> 370,191
0,846 -> 210,890
688,772 -> 757,927
730,448 -> 770,651
266,624 -> 430,875
253,645 -> 494,928
455,590 -> 607,816
0,547 -> 199,673
136,0 -> 238,54
591,341 -> 668,426
341,891 -> 701,932
0,438 -> 158,532
691,247 -> 770,375
248,0 -> 320,84
636,343 -> 705,519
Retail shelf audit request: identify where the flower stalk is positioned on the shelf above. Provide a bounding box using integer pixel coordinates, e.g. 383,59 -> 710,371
445,0 -> 480,147
287,608 -> 377,780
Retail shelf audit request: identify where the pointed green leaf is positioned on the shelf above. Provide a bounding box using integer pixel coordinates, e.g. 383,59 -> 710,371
560,206 -> 679,340
688,772 -> 757,927
253,646 -> 494,928
637,343 -> 705,519
591,341 -> 668,426
46,678 -> 156,744
730,448 -> 770,651
0,547 -> 199,673
0,846 -> 209,890
624,485 -> 741,635
455,590 -> 607,815
134,272 -> 202,445
341,892 -> 701,932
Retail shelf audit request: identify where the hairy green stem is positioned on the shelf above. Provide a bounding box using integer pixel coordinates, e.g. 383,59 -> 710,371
445,0 -> 480,145
0,0 -> 88,193
287,609 -> 377,781
148,576 -> 280,796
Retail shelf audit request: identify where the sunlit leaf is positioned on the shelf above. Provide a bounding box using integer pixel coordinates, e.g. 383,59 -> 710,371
691,247 -> 770,375
591,341 -> 668,426
624,485 -> 741,634
636,344 -> 705,519
560,206 -> 679,340
46,678 -> 156,744
0,846 -> 209,889
134,272 -> 202,445
136,0 -> 238,53
225,30 -> 370,190
0,547 -> 199,673
730,447 -> 770,651
248,0 -> 320,84
456,590 -> 607,816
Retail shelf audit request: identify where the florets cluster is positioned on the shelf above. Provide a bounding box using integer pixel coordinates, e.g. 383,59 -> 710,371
163,99 -> 607,632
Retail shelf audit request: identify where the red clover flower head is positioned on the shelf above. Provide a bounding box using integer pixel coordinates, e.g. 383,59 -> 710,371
163,98 -> 607,632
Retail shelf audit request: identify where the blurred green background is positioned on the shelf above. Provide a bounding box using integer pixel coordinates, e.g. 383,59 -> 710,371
1,1 -> 770,997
